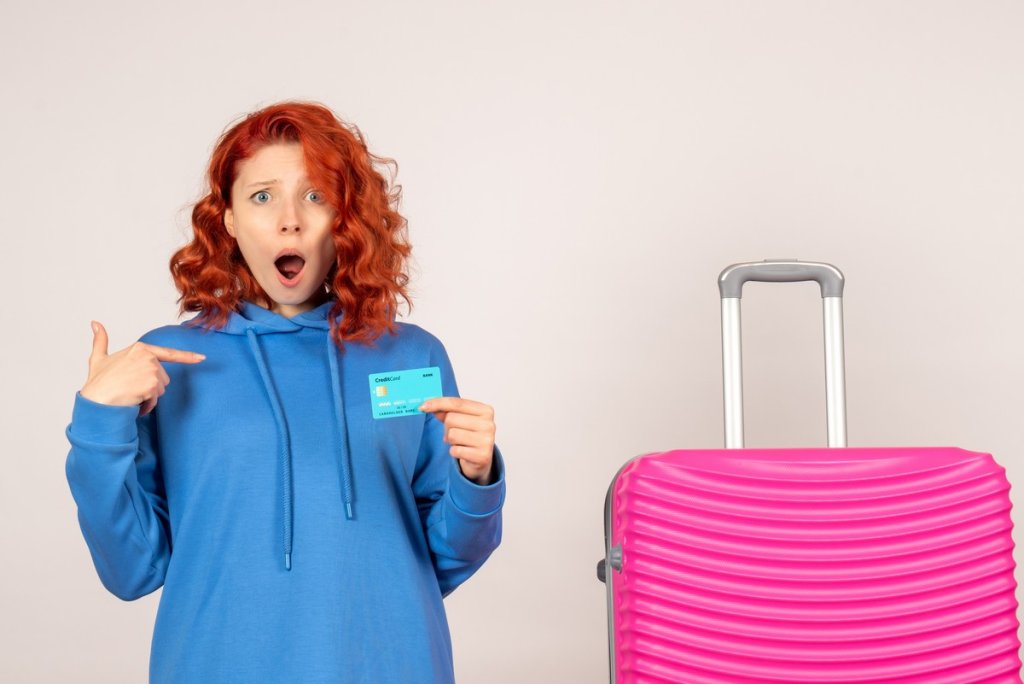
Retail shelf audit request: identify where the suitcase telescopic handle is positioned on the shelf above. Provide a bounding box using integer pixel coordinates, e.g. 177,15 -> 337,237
717,260 -> 848,449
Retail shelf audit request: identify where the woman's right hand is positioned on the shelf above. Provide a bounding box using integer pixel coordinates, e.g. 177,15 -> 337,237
80,320 -> 207,416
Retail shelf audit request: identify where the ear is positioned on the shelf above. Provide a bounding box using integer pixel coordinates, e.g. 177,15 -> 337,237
224,207 -> 235,237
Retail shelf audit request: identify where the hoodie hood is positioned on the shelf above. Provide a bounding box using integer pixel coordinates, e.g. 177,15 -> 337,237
199,296 -> 354,572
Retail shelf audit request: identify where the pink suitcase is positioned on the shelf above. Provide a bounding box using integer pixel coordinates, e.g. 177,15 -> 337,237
598,260 -> 1022,683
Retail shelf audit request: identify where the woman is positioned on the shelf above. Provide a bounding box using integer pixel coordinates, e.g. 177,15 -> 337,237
64,101 -> 506,683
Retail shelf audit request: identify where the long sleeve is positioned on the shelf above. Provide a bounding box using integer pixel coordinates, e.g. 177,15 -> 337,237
412,339 -> 506,598
64,391 -> 172,601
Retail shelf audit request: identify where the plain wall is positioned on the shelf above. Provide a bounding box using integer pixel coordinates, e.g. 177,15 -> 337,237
3,0 -> 1023,681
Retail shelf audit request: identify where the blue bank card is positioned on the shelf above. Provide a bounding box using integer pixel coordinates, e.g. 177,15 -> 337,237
368,366 -> 443,419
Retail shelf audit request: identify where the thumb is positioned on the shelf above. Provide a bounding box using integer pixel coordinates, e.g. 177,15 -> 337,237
89,320 -> 109,366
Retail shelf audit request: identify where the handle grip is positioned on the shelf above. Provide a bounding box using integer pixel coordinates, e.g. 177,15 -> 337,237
719,259 -> 845,299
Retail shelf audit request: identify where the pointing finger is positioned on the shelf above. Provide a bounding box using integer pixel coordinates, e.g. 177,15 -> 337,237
141,343 -> 206,364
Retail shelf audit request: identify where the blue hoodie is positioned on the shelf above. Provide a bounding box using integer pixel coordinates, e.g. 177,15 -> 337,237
64,297 -> 506,683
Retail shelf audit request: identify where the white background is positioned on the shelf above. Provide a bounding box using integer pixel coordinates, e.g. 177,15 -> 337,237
3,1 -> 1023,681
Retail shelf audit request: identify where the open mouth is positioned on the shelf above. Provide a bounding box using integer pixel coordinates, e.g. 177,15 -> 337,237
275,254 -> 306,280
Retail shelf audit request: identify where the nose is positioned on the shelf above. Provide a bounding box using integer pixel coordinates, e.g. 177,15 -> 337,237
279,198 -> 300,233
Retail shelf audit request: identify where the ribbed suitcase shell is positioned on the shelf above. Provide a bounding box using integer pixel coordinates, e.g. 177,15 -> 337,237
605,446 -> 1022,683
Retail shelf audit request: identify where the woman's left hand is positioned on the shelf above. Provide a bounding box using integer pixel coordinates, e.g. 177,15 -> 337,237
418,397 -> 497,485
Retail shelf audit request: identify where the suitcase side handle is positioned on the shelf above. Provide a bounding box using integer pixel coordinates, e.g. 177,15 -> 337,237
717,259 -> 848,449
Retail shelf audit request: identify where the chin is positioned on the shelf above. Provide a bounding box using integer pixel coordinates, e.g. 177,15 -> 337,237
268,280 -> 329,305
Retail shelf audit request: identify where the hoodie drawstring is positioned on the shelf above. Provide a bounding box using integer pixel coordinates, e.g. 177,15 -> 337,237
326,333 -> 356,521
244,326 -> 356,572
245,329 -> 294,571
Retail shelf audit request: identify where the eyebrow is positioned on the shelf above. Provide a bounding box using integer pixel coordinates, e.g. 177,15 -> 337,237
244,177 -> 313,189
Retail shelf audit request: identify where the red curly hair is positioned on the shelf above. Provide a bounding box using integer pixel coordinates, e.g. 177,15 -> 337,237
171,100 -> 413,349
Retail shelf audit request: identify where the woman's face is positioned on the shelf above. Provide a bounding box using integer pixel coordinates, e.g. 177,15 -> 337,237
224,142 -> 338,318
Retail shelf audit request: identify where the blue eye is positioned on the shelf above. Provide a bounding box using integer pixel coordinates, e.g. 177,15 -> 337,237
251,191 -> 271,204
307,190 -> 323,203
